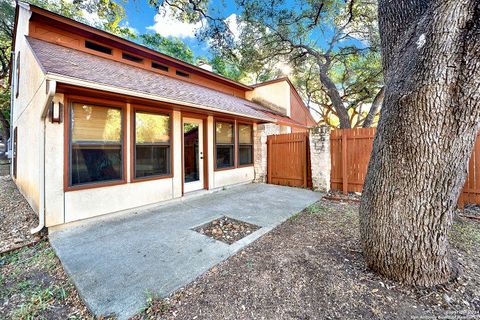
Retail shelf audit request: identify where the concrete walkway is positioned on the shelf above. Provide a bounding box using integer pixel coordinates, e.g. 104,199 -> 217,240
49,183 -> 320,319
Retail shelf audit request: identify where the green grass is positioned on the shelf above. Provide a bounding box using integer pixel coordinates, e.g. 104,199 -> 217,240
140,290 -> 172,315
12,285 -> 69,320
1,241 -> 85,320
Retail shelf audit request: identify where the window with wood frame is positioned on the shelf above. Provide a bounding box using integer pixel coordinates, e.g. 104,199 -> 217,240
69,103 -> 123,186
215,121 -> 234,169
238,124 -> 253,165
134,111 -> 171,178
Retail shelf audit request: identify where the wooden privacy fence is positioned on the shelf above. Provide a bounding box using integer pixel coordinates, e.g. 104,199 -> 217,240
267,132 -> 312,188
458,136 -> 480,207
330,128 -> 480,207
330,128 -> 376,194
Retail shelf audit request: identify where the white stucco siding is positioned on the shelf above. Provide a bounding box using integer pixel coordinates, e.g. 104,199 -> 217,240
64,178 -> 174,223
10,4 -> 48,215
207,116 -> 215,188
14,87 -> 45,213
12,6 -> 44,122
44,94 -> 65,227
172,111 -> 182,197
213,167 -> 255,189
246,81 -> 291,117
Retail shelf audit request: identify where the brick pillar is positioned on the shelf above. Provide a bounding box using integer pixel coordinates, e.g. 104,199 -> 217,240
254,123 -> 280,183
309,125 -> 331,192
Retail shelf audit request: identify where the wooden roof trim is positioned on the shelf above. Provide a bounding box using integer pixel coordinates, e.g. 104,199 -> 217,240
26,3 -> 253,91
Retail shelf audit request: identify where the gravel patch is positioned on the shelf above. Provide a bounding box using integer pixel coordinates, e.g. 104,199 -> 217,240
193,216 -> 260,245
0,176 -> 43,253
133,200 -> 480,320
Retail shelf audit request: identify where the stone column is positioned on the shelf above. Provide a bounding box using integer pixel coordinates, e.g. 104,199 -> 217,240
309,125 -> 331,192
254,123 -> 280,183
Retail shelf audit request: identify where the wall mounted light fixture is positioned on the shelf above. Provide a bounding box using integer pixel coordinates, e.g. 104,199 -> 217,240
50,101 -> 63,123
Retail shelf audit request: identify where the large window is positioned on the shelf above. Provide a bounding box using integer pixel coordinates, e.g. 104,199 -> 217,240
215,121 -> 234,169
69,103 -> 123,186
238,124 -> 253,166
134,111 -> 171,178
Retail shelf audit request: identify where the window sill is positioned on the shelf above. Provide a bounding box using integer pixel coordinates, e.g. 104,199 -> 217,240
214,166 -> 237,172
237,164 -> 254,168
131,174 -> 173,183
64,179 -> 127,192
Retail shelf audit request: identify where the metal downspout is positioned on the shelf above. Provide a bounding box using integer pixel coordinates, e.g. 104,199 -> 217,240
31,79 -> 56,234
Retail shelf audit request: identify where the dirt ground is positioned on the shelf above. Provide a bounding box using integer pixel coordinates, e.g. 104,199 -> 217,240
0,176 -> 43,253
0,241 -> 93,319
1,174 -> 479,319
133,200 -> 480,320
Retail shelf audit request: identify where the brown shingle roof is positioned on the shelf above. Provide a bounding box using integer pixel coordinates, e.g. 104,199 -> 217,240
26,37 -> 274,121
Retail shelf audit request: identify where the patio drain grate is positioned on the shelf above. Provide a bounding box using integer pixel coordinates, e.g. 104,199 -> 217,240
193,216 -> 260,245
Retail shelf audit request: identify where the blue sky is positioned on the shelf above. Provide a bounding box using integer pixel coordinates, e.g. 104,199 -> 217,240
122,0 -> 240,58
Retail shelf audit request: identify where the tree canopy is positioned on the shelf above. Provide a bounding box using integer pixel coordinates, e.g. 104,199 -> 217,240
150,0 -> 384,128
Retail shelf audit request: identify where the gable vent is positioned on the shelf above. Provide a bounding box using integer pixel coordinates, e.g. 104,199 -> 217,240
122,53 -> 144,63
85,41 -> 112,55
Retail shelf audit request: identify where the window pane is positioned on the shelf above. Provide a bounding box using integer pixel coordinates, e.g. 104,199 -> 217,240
71,144 -> 122,185
239,145 -> 253,165
216,145 -> 234,168
238,124 -> 252,144
136,112 -> 170,144
135,145 -> 170,178
216,122 -> 233,144
72,103 -> 121,142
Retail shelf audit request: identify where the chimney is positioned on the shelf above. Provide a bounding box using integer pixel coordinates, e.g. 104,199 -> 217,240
198,60 -> 213,72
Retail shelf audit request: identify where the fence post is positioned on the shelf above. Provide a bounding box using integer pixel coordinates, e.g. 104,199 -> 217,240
267,137 -> 272,184
342,130 -> 348,194
303,134 -> 308,188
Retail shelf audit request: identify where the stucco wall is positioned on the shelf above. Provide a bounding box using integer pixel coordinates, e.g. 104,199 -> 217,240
213,167 -> 255,189
45,94 -> 65,226
64,178 -> 174,222
246,81 -> 291,116
12,5 -> 47,214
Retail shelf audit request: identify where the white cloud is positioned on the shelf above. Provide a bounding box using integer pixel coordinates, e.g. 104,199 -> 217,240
224,13 -> 243,41
147,7 -> 204,38
81,10 -> 102,26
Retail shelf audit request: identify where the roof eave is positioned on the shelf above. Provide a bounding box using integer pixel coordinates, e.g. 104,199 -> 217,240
45,73 -> 274,123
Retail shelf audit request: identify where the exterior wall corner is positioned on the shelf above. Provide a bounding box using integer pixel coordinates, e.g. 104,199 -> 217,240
254,123 -> 280,183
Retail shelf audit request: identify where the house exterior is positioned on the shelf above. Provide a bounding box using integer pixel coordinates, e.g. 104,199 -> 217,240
9,2 -> 316,229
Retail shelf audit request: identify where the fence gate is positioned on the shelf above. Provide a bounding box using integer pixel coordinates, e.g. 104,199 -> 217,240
267,132 -> 312,188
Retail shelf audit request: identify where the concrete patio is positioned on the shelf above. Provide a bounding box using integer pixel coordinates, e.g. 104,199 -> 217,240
49,183 -> 320,319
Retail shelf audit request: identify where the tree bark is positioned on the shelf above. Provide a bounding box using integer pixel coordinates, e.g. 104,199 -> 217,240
360,0 -> 480,287
319,66 -> 351,129
362,87 -> 384,128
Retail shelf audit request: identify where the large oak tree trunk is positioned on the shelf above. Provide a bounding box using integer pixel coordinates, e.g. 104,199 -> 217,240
360,0 -> 480,286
